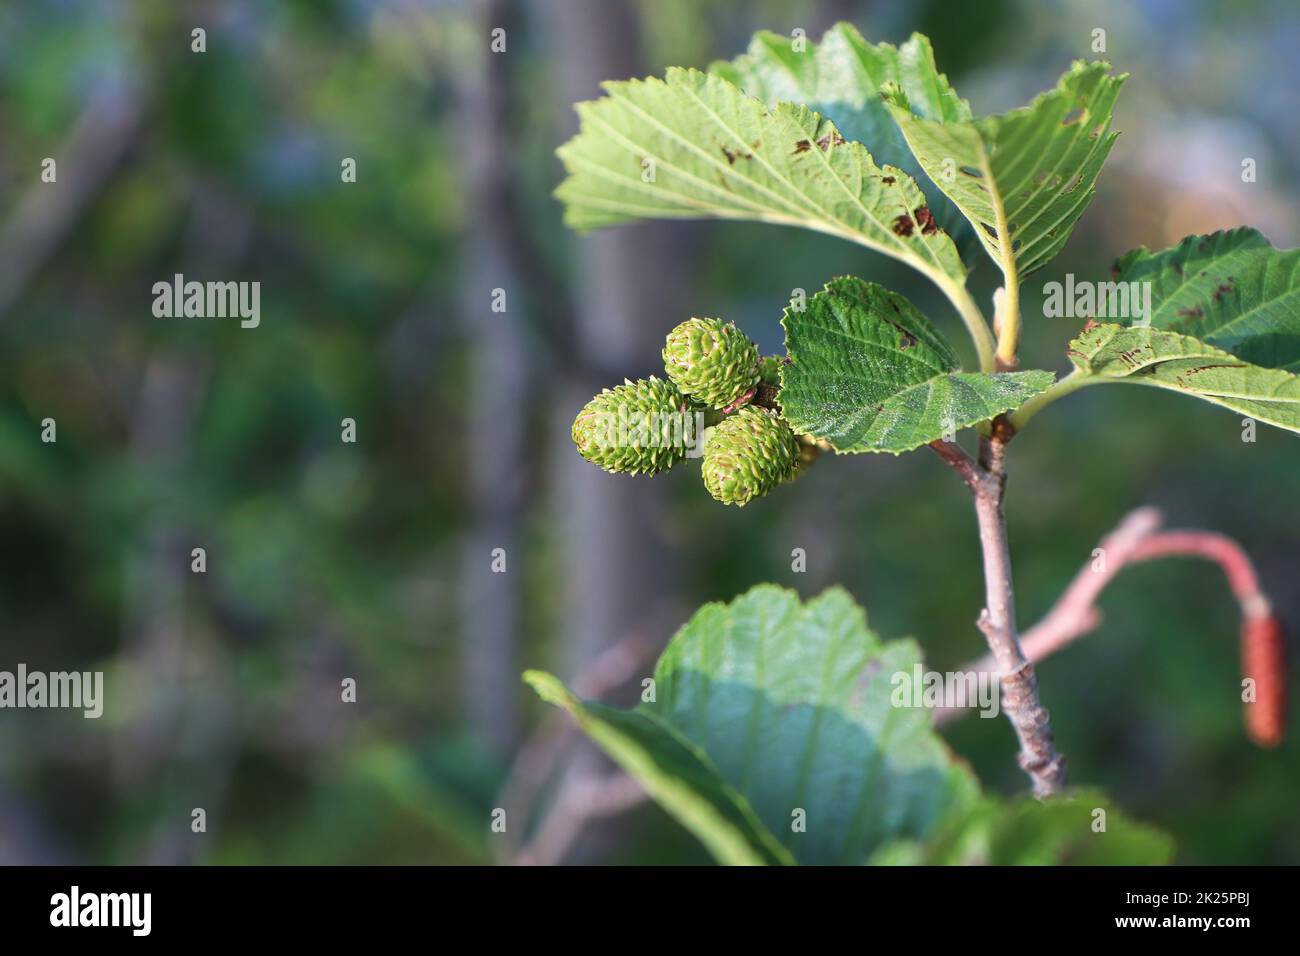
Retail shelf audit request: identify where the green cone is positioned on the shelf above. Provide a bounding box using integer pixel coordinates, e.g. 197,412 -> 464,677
701,406 -> 800,506
572,377 -> 696,475
662,318 -> 761,410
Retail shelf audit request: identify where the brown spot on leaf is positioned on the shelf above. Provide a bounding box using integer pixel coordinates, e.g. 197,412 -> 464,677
892,214 -> 915,237
914,206 -> 938,235
1061,108 -> 1086,125
898,331 -> 917,349
816,132 -> 846,151
721,145 -> 736,165
793,139 -> 812,154
881,175 -> 896,185
1188,362 -> 1245,374
1119,346 -> 1151,367
1176,305 -> 1204,319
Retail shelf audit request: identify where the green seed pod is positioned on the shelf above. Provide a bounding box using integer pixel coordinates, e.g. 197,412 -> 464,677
662,318 -> 761,410
701,406 -> 800,506
571,377 -> 694,475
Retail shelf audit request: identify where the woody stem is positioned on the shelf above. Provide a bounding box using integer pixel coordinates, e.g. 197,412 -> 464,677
930,430 -> 1067,796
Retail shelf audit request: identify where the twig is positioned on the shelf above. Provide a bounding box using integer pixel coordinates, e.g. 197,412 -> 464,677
934,507 -> 1286,747
928,439 -> 981,491
1129,532 -> 1269,617
0,82 -> 143,317
961,506 -> 1164,677
931,426 -> 1067,797
511,771 -> 646,867
496,633 -> 656,864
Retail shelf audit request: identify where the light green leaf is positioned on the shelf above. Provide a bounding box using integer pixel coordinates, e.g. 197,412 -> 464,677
873,791 -> 1175,865
780,276 -> 1055,452
1068,325 -> 1300,430
1066,229 -> 1300,433
528,585 -> 981,865
522,670 -> 792,866
885,60 -> 1125,279
554,65 -> 968,290
711,24 -> 977,259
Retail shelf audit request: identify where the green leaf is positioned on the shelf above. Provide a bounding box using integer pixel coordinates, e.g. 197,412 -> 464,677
522,670 -> 792,866
1066,229 -> 1300,434
554,65 -> 968,290
528,586 -> 1174,866
528,585 -> 981,865
1115,227 -> 1300,369
873,791 -> 1175,865
780,277 -> 1055,452
711,24 -> 977,259
885,60 -> 1126,279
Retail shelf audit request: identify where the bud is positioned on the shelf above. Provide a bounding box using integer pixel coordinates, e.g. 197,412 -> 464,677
701,406 -> 799,506
662,318 -> 761,410
759,354 -> 787,387
572,377 -> 692,475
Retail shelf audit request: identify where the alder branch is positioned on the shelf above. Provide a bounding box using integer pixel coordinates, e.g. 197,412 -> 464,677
931,427 -> 1067,797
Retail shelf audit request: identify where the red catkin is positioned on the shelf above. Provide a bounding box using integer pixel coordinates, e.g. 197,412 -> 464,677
1241,612 -> 1287,748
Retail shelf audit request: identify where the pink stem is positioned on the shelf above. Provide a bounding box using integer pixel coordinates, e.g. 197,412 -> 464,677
936,508 -> 1286,747
1129,531 -> 1269,617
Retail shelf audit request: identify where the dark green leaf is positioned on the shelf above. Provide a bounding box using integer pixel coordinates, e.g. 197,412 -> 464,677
874,791 -> 1175,865
781,277 -> 1054,452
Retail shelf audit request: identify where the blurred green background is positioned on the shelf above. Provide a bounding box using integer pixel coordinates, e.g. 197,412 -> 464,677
0,0 -> 1295,865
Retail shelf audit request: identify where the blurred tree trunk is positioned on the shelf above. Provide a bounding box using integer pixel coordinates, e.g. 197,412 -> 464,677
457,0 -> 528,756
544,1 -> 685,677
